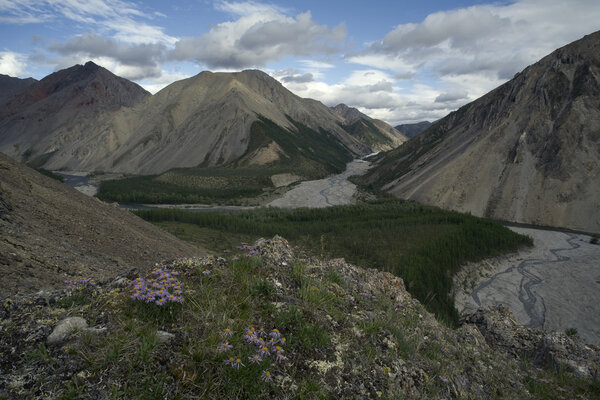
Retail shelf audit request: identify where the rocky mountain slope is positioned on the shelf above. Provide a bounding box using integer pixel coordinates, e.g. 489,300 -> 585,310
331,103 -> 407,151
395,121 -> 433,139
0,62 -> 151,166
363,31 -> 600,233
0,152 -> 203,298
0,67 -> 390,176
1,236 -> 598,398
0,74 -> 37,104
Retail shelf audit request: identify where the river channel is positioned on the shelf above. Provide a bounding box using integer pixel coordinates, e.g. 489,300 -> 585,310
56,158 -> 372,211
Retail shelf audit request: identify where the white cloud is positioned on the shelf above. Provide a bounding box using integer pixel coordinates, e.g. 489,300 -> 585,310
0,0 -> 177,45
334,0 -> 600,124
136,69 -> 190,94
214,0 -> 289,17
356,0 -> 600,83
299,59 -> 335,69
0,51 -> 27,76
170,4 -> 346,69
50,33 -> 165,68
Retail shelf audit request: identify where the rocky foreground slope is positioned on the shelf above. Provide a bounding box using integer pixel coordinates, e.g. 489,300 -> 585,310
363,31 -> 600,233
0,152 -> 203,298
0,237 -> 598,398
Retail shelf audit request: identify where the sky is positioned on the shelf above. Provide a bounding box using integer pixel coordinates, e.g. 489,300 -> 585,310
1,0 -> 599,125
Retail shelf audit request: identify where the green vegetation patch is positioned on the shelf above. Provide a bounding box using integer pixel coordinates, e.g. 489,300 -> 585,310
136,199 -> 532,325
34,168 -> 65,182
241,116 -> 354,178
96,167 -> 274,204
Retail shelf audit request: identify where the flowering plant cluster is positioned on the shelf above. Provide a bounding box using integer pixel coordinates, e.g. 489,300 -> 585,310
129,268 -> 194,306
235,242 -> 258,258
64,276 -> 96,289
218,326 -> 287,382
327,258 -> 346,268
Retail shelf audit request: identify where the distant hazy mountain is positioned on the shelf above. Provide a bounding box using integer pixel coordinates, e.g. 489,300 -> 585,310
0,152 -> 201,297
363,31 -> 600,232
0,61 -> 150,167
0,74 -> 37,104
1,66 -> 398,176
331,103 -> 407,151
394,121 -> 433,139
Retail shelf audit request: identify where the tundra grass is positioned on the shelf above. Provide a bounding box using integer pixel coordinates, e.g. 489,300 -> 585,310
135,198 -> 532,325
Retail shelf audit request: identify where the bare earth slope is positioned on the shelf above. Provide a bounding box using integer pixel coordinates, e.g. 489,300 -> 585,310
0,152 -> 203,298
365,31 -> 600,232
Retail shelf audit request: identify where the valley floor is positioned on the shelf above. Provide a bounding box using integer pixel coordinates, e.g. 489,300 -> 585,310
267,159 -> 371,208
455,227 -> 600,346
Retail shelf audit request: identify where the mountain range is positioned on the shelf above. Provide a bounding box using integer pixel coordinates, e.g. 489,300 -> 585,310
0,64 -> 404,176
362,31 -> 600,232
394,121 -> 433,139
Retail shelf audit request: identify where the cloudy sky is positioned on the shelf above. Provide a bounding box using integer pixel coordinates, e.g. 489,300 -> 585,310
1,0 -> 599,125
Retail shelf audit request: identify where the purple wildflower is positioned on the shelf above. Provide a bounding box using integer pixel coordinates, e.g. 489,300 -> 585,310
218,342 -> 233,352
258,346 -> 270,357
64,276 -> 96,289
248,354 -> 262,364
231,358 -> 244,369
261,370 -> 273,382
269,329 -> 281,339
221,328 -> 233,338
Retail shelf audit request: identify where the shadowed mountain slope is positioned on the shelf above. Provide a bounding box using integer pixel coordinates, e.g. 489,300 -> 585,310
0,152 -> 203,298
395,121 -> 433,139
0,74 -> 37,104
363,31 -> 600,232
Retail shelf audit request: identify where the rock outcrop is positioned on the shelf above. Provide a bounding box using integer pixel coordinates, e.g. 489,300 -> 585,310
463,306 -> 599,380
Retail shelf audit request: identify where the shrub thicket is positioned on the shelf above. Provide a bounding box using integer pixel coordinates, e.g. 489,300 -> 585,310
136,199 -> 532,325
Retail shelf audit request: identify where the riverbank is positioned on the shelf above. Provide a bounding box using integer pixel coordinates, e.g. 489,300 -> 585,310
267,159 -> 371,208
454,227 -> 600,346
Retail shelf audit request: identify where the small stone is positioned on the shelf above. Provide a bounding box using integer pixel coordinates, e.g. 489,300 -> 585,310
156,330 -> 175,343
85,327 -> 107,334
47,317 -> 88,344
